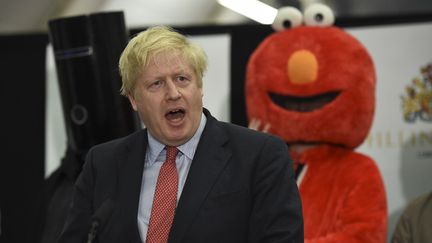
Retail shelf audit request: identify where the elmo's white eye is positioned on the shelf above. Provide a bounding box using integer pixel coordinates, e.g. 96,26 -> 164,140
303,3 -> 334,27
272,7 -> 303,32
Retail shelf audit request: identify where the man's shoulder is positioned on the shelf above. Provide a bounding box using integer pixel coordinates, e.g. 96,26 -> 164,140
203,109 -> 285,148
217,120 -> 283,144
404,191 -> 432,217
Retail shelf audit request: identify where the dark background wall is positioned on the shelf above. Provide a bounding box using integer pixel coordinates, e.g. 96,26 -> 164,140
0,34 -> 48,242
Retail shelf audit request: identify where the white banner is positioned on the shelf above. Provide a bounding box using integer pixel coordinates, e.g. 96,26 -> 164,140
349,22 -> 432,240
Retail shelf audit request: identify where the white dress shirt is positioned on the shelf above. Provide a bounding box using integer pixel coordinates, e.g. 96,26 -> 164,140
137,114 -> 206,241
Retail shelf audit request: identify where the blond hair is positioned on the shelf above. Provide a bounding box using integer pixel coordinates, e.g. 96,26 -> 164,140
119,26 -> 207,96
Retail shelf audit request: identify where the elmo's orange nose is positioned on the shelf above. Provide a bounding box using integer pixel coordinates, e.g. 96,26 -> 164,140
287,49 -> 318,84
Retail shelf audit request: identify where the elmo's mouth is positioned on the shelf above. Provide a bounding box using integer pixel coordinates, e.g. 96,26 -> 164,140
268,91 -> 340,112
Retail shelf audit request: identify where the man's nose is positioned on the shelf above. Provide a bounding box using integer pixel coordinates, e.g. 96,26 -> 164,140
166,79 -> 181,99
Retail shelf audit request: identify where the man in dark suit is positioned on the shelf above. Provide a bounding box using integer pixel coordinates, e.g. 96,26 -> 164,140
58,25 -> 303,243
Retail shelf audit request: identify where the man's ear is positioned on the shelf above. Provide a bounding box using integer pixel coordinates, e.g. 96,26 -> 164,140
128,94 -> 138,111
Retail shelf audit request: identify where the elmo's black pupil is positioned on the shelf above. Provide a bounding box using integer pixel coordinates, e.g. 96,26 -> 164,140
315,13 -> 324,22
283,20 -> 292,28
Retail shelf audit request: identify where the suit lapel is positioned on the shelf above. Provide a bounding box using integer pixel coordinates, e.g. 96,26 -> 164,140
115,130 -> 148,242
169,111 -> 232,242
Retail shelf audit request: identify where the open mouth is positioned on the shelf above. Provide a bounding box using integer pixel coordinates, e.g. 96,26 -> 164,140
268,91 -> 340,112
165,109 -> 186,120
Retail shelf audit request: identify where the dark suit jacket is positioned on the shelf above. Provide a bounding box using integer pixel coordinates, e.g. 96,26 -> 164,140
58,109 -> 303,243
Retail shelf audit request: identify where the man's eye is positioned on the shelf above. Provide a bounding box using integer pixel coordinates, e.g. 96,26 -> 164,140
147,80 -> 163,91
177,76 -> 190,84
151,80 -> 162,86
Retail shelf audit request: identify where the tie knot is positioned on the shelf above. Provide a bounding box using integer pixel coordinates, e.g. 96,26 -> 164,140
166,146 -> 179,162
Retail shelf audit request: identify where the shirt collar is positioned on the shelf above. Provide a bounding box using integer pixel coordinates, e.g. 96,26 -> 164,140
146,113 -> 207,165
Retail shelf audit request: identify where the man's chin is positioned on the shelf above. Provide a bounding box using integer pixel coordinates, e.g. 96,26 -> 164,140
161,132 -> 189,146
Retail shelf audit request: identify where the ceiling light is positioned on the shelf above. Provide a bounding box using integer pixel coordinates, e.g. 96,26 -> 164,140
218,0 -> 278,24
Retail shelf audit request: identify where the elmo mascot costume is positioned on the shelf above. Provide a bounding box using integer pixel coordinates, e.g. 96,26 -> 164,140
246,4 -> 387,242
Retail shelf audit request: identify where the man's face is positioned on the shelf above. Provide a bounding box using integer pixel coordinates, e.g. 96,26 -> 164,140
128,52 -> 203,146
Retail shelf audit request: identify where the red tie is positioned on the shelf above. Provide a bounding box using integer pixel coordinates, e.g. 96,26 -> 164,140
146,146 -> 179,243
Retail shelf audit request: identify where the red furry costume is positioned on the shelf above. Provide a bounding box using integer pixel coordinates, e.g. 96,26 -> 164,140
245,4 -> 387,242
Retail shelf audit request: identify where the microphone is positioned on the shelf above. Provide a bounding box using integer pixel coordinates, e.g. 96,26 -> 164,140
87,199 -> 115,243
